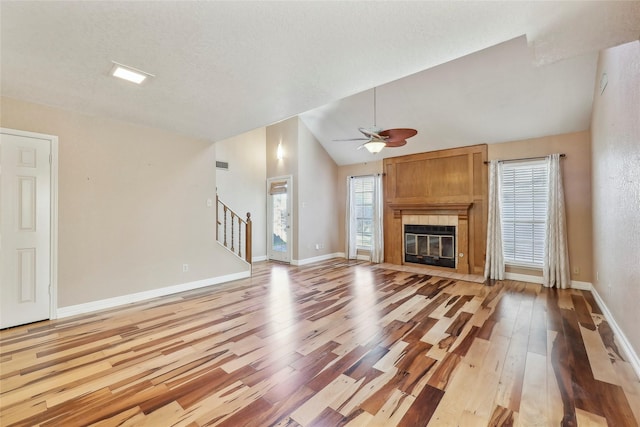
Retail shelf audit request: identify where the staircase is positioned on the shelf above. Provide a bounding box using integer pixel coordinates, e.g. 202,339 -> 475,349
216,194 -> 252,264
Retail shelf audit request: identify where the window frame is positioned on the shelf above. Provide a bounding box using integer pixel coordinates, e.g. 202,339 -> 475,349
353,176 -> 375,251
500,159 -> 548,269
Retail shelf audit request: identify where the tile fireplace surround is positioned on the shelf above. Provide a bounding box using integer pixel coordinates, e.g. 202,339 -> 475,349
389,203 -> 473,274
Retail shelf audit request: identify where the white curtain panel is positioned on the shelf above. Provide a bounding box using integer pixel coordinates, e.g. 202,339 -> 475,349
543,154 -> 571,288
370,174 -> 385,264
346,177 -> 357,260
484,160 -> 505,280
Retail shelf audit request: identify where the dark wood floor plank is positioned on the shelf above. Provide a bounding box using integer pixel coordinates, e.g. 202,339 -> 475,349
427,352 -> 461,391
571,293 -> 597,331
594,380 -> 639,427
560,305 -> 605,418
397,383 -> 444,427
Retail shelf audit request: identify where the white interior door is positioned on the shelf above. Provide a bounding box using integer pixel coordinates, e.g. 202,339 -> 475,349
267,176 -> 292,263
1,129 -> 54,329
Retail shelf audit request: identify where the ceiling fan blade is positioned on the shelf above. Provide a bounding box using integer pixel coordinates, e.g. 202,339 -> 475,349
378,128 -> 417,144
358,127 -> 385,140
384,139 -> 407,148
332,137 -> 369,142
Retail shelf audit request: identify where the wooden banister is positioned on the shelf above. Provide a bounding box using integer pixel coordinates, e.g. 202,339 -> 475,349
216,194 -> 252,264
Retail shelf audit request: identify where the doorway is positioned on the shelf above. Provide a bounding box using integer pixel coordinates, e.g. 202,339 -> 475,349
267,176 -> 292,263
0,128 -> 58,329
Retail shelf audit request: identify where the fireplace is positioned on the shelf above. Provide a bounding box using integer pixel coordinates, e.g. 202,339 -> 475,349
388,202 -> 473,274
404,224 -> 456,268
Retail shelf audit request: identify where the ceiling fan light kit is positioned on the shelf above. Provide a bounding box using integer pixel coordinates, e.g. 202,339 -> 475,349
363,140 -> 386,154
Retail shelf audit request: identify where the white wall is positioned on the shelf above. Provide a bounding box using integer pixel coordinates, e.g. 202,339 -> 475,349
591,40 -> 640,357
215,128 -> 267,261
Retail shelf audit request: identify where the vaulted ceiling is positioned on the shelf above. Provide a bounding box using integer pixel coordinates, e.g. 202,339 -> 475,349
2,2 -> 639,165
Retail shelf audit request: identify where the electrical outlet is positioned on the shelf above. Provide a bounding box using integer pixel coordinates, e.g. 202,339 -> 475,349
315,243 -> 320,250
573,266 -> 580,275
596,271 -> 599,281
182,264 -> 189,272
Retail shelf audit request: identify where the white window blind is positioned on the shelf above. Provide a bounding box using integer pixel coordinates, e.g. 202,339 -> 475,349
354,176 -> 375,250
500,160 -> 548,267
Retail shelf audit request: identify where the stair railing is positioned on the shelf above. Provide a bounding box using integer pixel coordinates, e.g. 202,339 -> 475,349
216,194 -> 252,264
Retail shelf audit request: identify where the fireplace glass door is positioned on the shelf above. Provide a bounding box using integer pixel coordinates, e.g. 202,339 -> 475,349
404,224 -> 456,268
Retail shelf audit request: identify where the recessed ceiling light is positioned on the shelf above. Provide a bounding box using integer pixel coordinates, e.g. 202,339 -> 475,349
110,62 -> 154,84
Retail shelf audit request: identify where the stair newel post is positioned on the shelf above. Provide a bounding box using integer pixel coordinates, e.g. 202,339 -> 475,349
245,213 -> 252,264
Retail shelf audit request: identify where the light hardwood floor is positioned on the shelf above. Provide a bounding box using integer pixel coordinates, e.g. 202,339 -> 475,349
1,260 -> 639,426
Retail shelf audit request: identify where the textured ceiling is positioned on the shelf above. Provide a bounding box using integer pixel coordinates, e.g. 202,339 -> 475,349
1,2 -> 639,165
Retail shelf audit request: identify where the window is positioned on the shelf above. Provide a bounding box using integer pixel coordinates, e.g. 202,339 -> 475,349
500,160 -> 548,267
353,176 -> 375,250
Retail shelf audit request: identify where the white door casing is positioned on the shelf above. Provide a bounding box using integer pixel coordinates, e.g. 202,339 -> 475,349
0,128 -> 58,329
267,176 -> 292,263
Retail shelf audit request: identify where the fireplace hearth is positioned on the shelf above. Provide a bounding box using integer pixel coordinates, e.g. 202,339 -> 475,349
404,224 -> 456,268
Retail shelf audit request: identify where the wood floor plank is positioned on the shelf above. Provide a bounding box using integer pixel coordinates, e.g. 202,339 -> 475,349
580,324 -> 620,386
518,351 -> 548,425
575,408 -> 609,427
397,383 -> 444,426
428,357 -> 482,424
1,259 -> 638,427
290,374 -> 357,426
545,330 -> 565,426
463,334 -> 510,419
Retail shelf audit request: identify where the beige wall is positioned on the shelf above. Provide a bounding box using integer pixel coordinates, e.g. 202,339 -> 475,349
336,161 -> 384,254
297,120 -> 340,260
591,41 -> 640,355
1,96 -> 248,307
215,128 -> 267,260
488,131 -> 593,283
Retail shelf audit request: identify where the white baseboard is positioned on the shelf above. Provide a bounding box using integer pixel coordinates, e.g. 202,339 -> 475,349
569,280 -> 592,291
504,272 -> 592,290
252,255 -> 267,262
505,272 -> 544,284
57,270 -> 251,318
589,286 -> 640,381
291,252 -> 345,266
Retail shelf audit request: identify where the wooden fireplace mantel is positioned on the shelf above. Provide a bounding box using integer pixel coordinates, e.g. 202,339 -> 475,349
388,202 -> 473,219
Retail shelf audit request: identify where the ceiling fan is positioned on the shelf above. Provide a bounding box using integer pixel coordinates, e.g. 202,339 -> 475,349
334,87 -> 418,154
